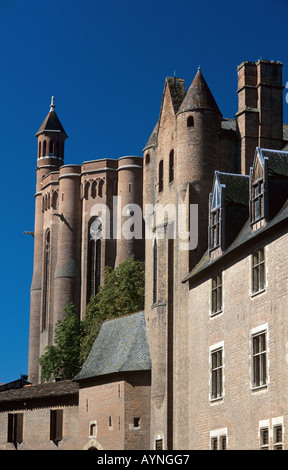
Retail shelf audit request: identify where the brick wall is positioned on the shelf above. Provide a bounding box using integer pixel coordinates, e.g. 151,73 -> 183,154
78,372 -> 151,450
0,396 -> 79,450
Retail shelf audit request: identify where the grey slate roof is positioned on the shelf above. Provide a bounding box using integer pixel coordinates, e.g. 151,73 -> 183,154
261,148 -> 288,177
217,172 -> 249,206
35,110 -> 67,137
74,311 -> 151,381
178,68 -> 221,115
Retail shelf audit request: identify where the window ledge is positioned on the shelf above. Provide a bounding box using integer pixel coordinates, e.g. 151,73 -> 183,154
250,288 -> 266,298
251,384 -> 268,393
210,396 -> 223,405
151,302 -> 166,309
210,310 -> 223,318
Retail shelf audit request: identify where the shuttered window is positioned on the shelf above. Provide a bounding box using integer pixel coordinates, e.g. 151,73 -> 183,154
50,409 -> 63,442
7,413 -> 23,445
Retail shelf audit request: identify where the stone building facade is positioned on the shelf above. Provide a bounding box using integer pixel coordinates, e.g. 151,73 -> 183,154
143,59 -> 288,449
183,147 -> 288,449
1,58 -> 288,450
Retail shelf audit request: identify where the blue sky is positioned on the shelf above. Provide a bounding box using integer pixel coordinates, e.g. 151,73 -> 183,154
0,0 -> 287,384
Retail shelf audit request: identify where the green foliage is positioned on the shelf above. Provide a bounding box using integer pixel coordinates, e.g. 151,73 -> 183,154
80,256 -> 145,363
39,303 -> 82,382
39,257 -> 145,381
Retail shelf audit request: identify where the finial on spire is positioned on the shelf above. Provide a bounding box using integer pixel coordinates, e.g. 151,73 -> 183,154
50,96 -> 55,112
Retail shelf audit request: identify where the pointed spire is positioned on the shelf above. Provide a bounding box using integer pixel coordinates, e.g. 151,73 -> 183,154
178,68 -> 221,115
35,96 -> 67,137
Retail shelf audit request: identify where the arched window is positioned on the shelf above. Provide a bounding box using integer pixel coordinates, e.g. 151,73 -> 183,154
91,181 -> 97,198
98,179 -> 104,198
43,140 -> 47,156
38,141 -> 42,158
187,115 -> 194,127
52,191 -> 58,210
87,218 -> 102,301
159,160 -> 163,192
145,153 -> 150,165
84,182 -> 90,200
55,141 -> 60,158
49,140 -> 53,156
153,239 -> 157,304
169,150 -> 174,183
42,230 -> 50,331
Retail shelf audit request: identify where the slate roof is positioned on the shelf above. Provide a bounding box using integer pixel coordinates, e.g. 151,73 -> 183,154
178,68 -> 221,115
74,311 -> 151,382
36,109 -> 67,137
0,380 -> 78,403
261,148 -> 288,177
183,149 -> 288,283
217,172 -> 249,206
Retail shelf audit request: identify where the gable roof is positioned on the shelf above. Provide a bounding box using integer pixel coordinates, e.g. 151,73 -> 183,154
216,172 -> 249,207
260,148 -> 288,177
165,77 -> 187,114
74,311 -> 151,382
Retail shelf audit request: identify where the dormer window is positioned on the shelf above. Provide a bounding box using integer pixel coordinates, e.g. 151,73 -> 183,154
209,175 -> 221,251
251,180 -> 264,222
250,148 -> 265,227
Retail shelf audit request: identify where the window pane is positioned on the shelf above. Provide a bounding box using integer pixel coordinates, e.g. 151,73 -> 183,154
220,436 -> 227,450
211,437 -> 218,450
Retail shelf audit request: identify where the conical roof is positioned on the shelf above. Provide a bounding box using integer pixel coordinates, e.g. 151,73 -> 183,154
178,68 -> 221,115
35,97 -> 67,137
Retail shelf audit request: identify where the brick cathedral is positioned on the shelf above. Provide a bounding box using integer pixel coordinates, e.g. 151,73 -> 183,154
1,59 -> 288,450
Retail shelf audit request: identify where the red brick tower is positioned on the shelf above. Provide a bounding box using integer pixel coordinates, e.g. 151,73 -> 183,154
28,98 -> 68,384
236,60 -> 283,174
143,69 -> 228,449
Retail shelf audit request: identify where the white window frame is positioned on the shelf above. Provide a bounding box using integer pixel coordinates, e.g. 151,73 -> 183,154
209,341 -> 224,402
210,428 -> 228,450
250,324 -> 269,391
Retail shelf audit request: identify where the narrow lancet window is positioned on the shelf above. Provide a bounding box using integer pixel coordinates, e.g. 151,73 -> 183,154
42,230 -> 50,331
153,239 -> 157,304
159,160 -> 163,192
87,218 -> 102,302
169,150 -> 174,183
